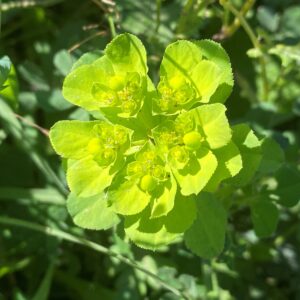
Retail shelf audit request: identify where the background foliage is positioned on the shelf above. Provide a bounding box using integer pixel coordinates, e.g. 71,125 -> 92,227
0,0 -> 300,299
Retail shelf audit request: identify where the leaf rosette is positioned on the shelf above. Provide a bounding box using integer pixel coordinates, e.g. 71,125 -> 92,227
49,33 -> 266,256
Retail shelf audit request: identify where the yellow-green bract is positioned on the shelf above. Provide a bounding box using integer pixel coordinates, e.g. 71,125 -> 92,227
49,33 -> 263,258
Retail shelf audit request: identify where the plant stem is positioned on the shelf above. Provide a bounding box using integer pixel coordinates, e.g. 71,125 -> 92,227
155,0 -> 161,33
0,216 -> 188,299
220,0 -> 255,39
1,0 -> 65,11
108,15 -> 116,38
68,31 -> 107,53
210,260 -> 220,298
176,0 -> 195,35
219,0 -> 269,101
14,114 -> 49,136
90,0 -> 116,38
202,260 -> 220,299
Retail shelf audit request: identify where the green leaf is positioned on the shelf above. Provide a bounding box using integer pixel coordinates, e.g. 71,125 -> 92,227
0,63 -> 19,110
0,187 -> 64,205
188,104 -> 232,149
227,124 -> 262,186
71,50 -> 103,71
184,193 -> 227,258
250,198 -> 279,238
105,33 -> 147,74
273,165 -> 300,207
171,147 -> 218,196
67,192 -> 120,230
125,194 -> 197,250
0,56 -> 11,88
269,43 -> 300,67
67,158 -> 117,197
160,40 -> 203,79
164,193 -> 197,233
18,61 -> 49,91
150,173 -> 177,219
257,6 -> 280,32
49,121 -> 98,160
205,141 -> 242,192
258,137 -> 284,174
125,210 -> 177,251
54,49 -> 74,76
194,39 -> 233,103
110,179 -> 151,215
63,64 -> 107,111
189,60 -> 221,103
35,89 -> 71,112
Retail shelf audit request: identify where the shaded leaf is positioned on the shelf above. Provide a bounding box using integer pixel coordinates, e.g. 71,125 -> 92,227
259,137 -> 284,174
172,147 -> 218,196
184,193 -> 227,258
250,198 -> 279,238
110,179 -> 151,215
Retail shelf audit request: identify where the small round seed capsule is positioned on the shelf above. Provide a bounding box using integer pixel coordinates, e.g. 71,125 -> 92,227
140,174 -> 157,192
183,131 -> 202,150
114,126 -> 127,145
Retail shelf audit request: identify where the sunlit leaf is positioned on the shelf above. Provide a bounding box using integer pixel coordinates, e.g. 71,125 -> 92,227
67,192 -> 120,230
171,147 -> 218,196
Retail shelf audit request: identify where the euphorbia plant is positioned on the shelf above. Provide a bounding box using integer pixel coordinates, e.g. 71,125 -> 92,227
49,33 -> 275,258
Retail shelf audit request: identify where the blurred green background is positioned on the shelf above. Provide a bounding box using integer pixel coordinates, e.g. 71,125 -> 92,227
0,0 -> 300,299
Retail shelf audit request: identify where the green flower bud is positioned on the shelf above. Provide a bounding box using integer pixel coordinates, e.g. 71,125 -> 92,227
183,131 -> 202,150
156,76 -> 195,114
168,146 -> 189,169
158,130 -> 177,148
127,161 -> 144,177
172,146 -> 189,163
93,123 -> 111,140
94,147 -> 116,166
91,72 -> 144,116
151,165 -> 166,181
141,150 -> 156,163
121,98 -> 137,114
175,114 -> 194,134
140,174 -> 157,192
114,126 -> 128,145
92,83 -> 119,107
